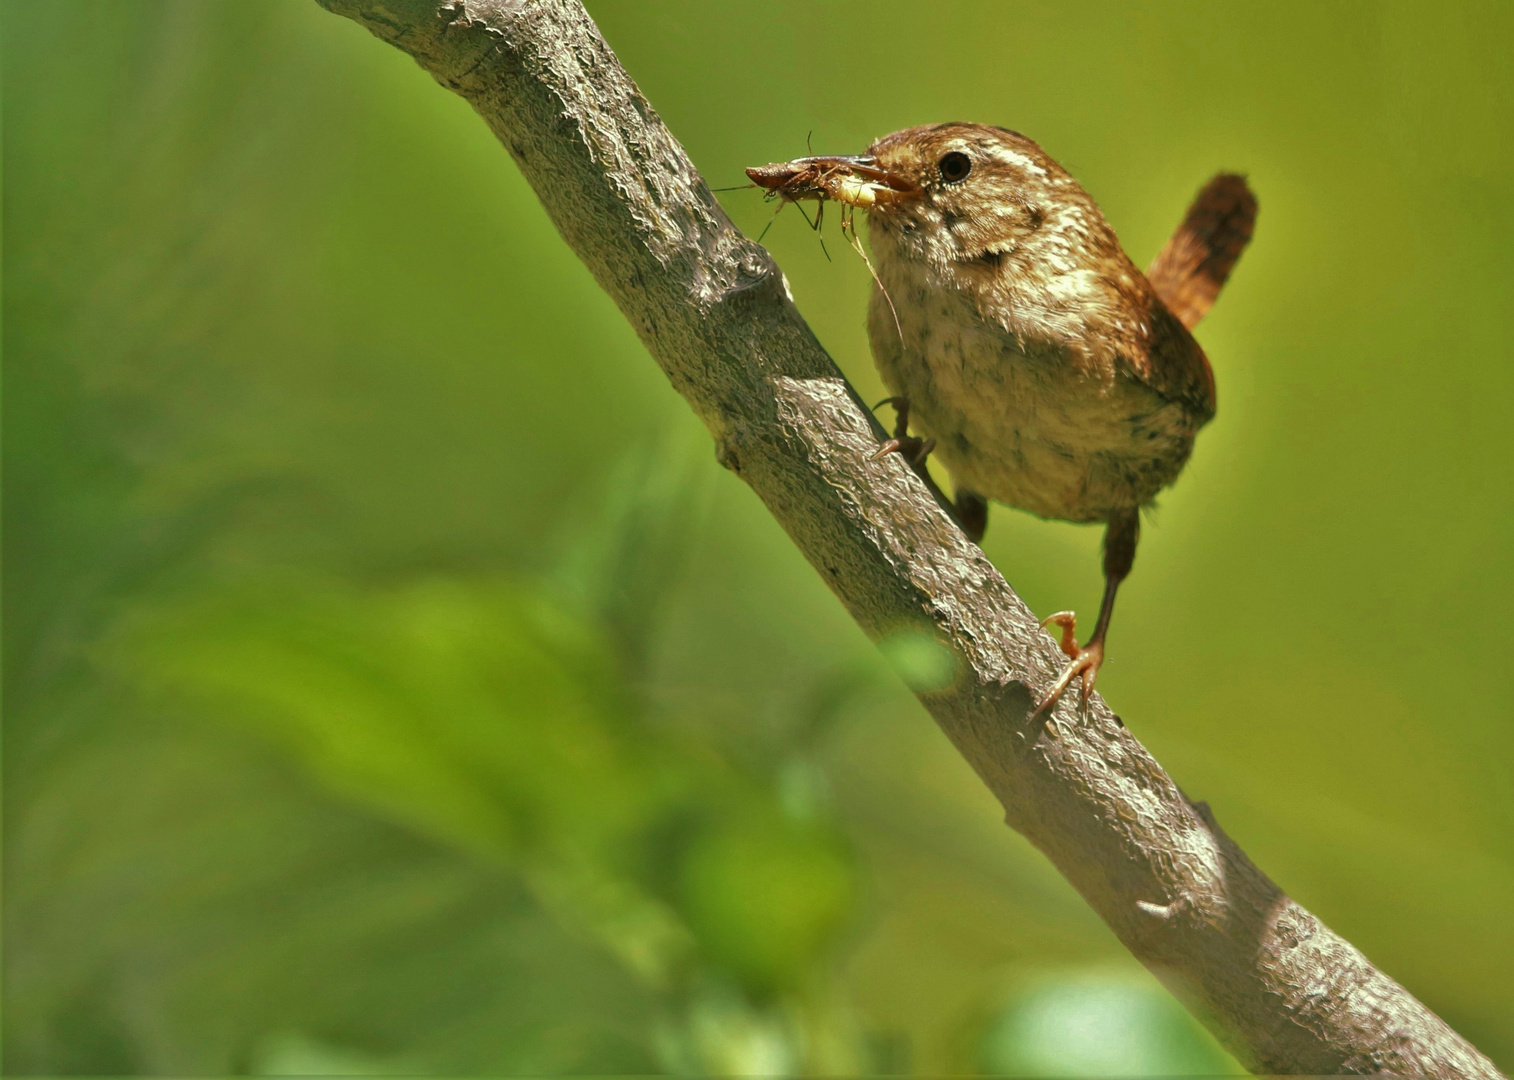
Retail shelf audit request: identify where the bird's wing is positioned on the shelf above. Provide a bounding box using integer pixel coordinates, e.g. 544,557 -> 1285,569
1117,173 -> 1256,417
1146,173 -> 1257,330
1116,295 -> 1217,418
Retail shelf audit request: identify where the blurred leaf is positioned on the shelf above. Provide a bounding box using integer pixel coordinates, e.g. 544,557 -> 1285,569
4,707 -> 661,1074
678,805 -> 855,995
876,629 -> 959,694
114,577 -> 699,986
659,982 -> 800,1077
549,437 -> 715,675
978,971 -> 1242,1077
252,1032 -> 408,1076
113,570 -> 861,1003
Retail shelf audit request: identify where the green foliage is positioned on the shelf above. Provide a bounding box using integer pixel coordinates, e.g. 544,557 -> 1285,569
876,630 -> 959,694
677,805 -> 854,993
5,0 -> 1512,1074
113,572 -> 857,1000
978,973 -> 1237,1077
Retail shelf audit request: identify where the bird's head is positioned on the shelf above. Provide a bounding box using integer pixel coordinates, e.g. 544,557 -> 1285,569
749,123 -> 1122,281
863,123 -> 1120,273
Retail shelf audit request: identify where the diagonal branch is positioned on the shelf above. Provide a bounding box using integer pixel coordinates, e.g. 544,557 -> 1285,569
314,1 -> 1501,1073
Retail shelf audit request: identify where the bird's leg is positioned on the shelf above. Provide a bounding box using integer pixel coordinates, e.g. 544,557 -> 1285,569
868,396 -> 987,543
1032,508 -> 1139,718
870,396 -> 935,465
955,489 -> 988,543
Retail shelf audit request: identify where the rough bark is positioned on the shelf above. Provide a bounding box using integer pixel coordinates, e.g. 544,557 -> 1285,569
314,1 -> 1502,1074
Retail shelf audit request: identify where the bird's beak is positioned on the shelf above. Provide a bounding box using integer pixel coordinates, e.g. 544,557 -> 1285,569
745,154 -> 918,208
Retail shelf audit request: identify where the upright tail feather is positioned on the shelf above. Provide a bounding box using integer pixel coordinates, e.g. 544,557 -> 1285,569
1147,173 -> 1257,330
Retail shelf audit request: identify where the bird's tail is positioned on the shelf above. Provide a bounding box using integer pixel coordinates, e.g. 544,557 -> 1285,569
1147,173 -> 1257,330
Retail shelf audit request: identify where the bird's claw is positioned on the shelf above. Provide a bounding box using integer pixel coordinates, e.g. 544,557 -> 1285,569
1030,613 -> 1105,720
870,435 -> 935,465
1040,610 -> 1081,660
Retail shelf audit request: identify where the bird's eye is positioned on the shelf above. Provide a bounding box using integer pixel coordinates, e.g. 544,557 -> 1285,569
938,151 -> 972,183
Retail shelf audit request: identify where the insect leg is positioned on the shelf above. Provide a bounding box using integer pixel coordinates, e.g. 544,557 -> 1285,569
756,199 -> 786,244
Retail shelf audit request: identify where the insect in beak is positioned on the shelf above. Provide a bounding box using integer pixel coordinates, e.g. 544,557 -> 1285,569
745,155 -> 918,208
743,151 -> 912,343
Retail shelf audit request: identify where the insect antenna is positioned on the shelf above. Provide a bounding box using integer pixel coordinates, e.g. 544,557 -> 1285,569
710,182 -> 758,192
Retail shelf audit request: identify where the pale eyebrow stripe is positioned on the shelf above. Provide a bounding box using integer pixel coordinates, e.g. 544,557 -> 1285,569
983,147 -> 1046,177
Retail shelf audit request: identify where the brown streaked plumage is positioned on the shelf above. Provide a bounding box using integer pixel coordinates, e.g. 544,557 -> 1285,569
749,123 -> 1256,715
1147,173 -> 1258,331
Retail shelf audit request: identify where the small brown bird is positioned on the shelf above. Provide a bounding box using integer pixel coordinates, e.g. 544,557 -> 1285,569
748,124 -> 1255,714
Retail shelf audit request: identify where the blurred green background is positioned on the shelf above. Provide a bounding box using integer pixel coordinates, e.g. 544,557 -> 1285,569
5,0 -> 1512,1074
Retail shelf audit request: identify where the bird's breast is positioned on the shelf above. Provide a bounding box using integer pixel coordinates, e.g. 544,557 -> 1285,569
866,252 -> 1201,523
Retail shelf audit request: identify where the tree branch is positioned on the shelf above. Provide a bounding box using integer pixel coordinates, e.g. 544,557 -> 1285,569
314,1 -> 1502,1073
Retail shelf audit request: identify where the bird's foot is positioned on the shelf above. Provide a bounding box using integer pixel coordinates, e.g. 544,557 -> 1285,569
1031,611 -> 1105,718
870,434 -> 936,465
870,396 -> 935,465
869,395 -> 986,542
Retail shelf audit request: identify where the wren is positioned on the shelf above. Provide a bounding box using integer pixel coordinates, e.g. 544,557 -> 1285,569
748,124 -> 1256,715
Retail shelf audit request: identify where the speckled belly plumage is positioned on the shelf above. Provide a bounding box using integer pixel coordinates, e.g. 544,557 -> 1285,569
867,276 -> 1200,524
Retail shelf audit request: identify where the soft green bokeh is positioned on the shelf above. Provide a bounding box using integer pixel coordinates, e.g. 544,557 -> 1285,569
979,972 -> 1237,1077
5,0 -> 1510,1074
